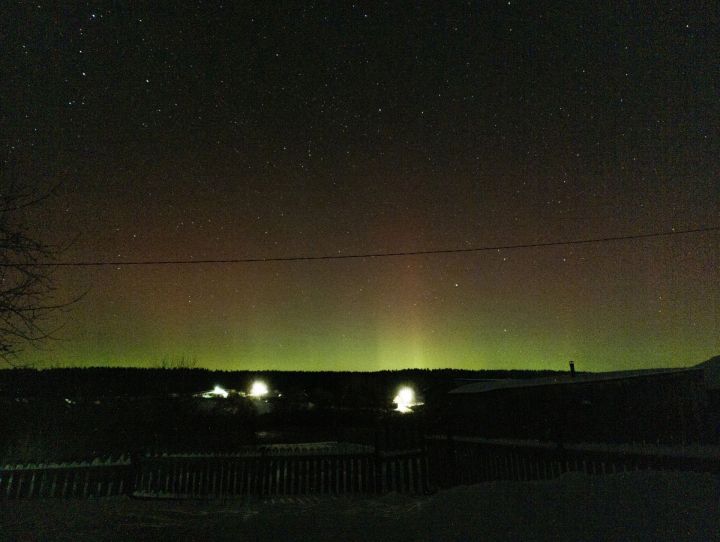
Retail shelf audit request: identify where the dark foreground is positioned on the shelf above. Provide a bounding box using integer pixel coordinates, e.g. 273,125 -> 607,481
2,471 -> 718,542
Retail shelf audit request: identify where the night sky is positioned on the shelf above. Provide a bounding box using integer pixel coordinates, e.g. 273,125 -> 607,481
3,2 -> 718,371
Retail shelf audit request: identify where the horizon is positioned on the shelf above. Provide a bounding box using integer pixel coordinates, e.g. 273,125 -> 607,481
4,355 -> 715,373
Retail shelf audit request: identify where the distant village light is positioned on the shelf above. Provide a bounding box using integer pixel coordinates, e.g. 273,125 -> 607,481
212,385 -> 228,398
393,386 -> 416,413
249,380 -> 269,398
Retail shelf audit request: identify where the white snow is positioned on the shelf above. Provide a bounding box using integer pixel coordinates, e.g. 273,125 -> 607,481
1,470 -> 718,541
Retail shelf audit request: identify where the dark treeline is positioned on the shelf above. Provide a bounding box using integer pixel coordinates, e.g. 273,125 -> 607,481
0,367 -> 566,403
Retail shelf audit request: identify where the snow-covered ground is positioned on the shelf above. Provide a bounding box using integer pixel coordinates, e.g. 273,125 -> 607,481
1,471 -> 718,541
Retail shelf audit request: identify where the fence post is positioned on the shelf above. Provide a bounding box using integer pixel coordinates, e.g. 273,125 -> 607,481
257,449 -> 267,498
374,449 -> 383,494
448,434 -> 457,486
127,452 -> 140,496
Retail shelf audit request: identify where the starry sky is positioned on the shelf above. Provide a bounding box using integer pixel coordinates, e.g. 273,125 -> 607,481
3,2 -> 718,371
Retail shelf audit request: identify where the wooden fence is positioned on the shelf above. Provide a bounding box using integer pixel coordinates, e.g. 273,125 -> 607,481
0,457 -> 132,499
6,437 -> 717,499
133,447 -> 429,497
1,444 -> 430,499
426,435 -> 720,488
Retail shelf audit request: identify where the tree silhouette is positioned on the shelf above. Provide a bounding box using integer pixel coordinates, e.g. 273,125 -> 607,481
0,181 -> 74,366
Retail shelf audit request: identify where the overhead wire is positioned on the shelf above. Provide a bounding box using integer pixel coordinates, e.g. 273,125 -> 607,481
0,225 -> 717,268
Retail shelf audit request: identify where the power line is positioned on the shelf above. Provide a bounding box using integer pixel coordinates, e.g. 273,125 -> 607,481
1,225 -> 718,268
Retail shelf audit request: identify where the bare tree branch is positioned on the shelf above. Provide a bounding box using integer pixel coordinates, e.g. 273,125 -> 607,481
0,180 -> 78,366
